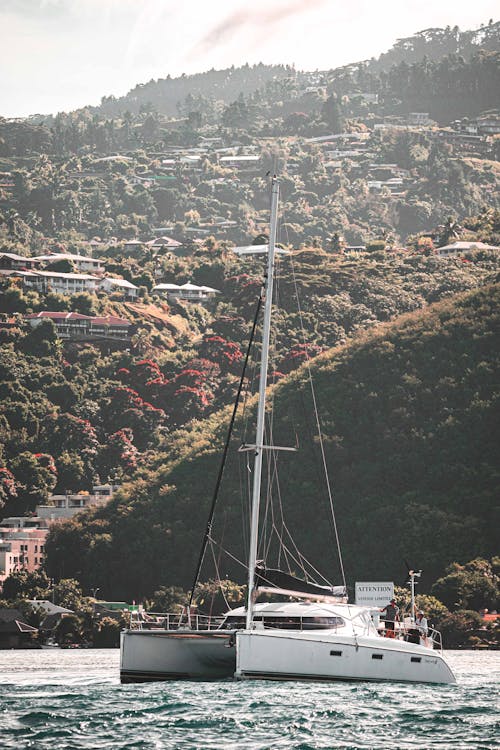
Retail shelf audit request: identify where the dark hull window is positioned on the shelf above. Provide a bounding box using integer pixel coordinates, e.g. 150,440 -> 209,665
222,615 -> 345,631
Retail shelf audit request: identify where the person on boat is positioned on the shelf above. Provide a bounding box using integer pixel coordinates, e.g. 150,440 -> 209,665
415,610 -> 428,636
380,598 -> 399,636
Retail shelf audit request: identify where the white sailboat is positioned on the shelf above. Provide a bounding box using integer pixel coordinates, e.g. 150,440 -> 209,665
120,178 -> 456,685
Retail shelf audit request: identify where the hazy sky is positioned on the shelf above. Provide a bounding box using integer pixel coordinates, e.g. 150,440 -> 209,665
0,0 -> 497,117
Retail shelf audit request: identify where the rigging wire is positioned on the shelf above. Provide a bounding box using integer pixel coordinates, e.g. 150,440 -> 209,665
290,253 -> 348,593
186,295 -> 263,613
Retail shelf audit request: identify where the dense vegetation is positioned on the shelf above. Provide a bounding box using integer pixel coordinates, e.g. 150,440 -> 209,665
1,244 -> 497,518
43,285 -> 499,606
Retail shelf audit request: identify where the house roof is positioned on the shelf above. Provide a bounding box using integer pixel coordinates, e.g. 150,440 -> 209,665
103,277 -> 139,289
438,241 -> 499,251
0,618 -> 38,634
30,271 -> 99,280
219,155 -> 260,162
0,252 -> 40,263
0,270 -> 40,278
25,312 -> 130,326
27,600 -> 73,615
32,253 -> 102,264
145,236 -> 182,247
26,311 -> 90,321
90,316 -> 130,327
153,282 -> 219,293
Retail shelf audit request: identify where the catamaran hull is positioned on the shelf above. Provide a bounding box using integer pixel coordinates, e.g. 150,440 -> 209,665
120,630 -> 236,682
235,630 -> 456,684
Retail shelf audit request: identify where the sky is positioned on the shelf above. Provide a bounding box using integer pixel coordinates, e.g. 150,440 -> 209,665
0,0 -> 498,118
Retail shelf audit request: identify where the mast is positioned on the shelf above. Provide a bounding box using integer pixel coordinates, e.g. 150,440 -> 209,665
245,177 -> 280,629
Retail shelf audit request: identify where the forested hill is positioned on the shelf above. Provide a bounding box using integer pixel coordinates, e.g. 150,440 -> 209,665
92,21 -> 499,119
45,284 -> 499,601
97,64 -> 294,118
371,20 -> 500,70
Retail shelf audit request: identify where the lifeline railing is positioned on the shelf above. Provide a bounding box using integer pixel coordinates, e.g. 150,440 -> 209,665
380,619 -> 443,653
129,611 -> 224,631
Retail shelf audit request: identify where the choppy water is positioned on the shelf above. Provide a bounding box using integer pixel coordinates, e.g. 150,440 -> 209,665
0,650 -> 498,749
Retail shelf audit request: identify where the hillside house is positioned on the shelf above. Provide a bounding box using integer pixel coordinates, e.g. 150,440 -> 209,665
219,154 -> 261,170
145,236 -> 183,252
477,114 -> 500,135
153,282 -> 220,302
37,484 -> 120,522
32,253 -> 104,275
0,252 -> 41,274
25,312 -> 131,340
100,276 -> 139,299
23,270 -> 100,295
436,241 -> 499,257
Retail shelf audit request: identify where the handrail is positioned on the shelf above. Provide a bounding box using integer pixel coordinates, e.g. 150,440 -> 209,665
128,611 -> 225,631
378,620 -> 443,653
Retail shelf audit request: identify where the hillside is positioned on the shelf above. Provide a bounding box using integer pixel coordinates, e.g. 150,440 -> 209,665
0,246 -> 497,521
44,284 -> 500,600
86,21 -> 500,118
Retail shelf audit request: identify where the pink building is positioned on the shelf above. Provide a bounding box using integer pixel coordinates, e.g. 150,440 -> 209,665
0,524 -> 48,586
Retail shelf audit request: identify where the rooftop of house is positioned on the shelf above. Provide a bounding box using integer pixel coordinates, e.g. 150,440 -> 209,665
438,241 -> 499,251
28,270 -> 99,280
25,312 -> 131,326
27,600 -> 73,615
154,282 -> 220,293
145,236 -> 182,247
103,277 -> 139,289
0,252 -> 41,262
31,253 -> 103,264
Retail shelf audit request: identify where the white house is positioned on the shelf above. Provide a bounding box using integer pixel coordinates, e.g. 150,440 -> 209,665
23,271 -> 100,295
100,277 -> 139,299
153,282 -> 220,302
436,241 -> 499,257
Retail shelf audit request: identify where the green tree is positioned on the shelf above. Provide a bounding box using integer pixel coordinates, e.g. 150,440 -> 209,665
52,578 -> 88,612
9,452 -> 57,512
55,613 -> 85,644
431,558 -> 499,611
1,569 -> 51,601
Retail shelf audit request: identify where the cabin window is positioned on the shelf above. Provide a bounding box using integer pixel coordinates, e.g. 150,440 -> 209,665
223,615 -> 346,631
411,657 -> 422,663
330,650 -> 342,657
372,654 -> 383,660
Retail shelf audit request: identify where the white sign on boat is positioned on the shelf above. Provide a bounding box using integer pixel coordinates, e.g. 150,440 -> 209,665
355,582 -> 394,606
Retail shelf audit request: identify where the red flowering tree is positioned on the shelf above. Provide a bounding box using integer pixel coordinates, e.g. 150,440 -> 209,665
97,428 -> 138,481
171,385 -> 213,425
104,387 -> 165,449
200,335 -> 243,374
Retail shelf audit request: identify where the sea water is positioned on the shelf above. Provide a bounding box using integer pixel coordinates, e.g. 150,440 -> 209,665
0,649 -> 498,749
